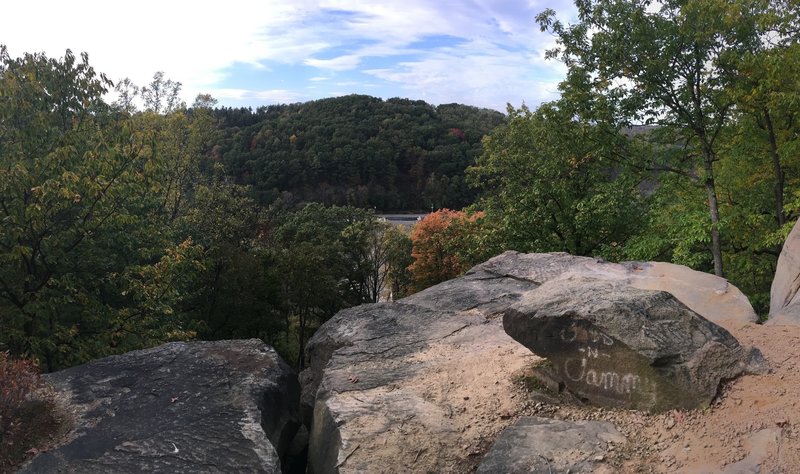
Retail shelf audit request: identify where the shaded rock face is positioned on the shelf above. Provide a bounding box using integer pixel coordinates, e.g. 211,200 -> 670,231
22,339 -> 300,474
477,416 -> 626,474
770,219 -> 800,325
503,277 -> 758,411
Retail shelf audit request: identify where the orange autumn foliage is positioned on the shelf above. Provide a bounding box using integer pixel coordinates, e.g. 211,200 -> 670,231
409,209 -> 484,291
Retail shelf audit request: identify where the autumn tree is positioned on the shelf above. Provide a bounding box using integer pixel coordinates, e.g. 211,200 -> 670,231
408,209 -> 487,291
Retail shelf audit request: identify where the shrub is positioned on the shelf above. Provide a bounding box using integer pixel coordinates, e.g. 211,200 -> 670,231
0,352 -> 65,472
0,352 -> 40,440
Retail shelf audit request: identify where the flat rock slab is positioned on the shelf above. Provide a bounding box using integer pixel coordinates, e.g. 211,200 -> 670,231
21,339 -> 300,474
770,219 -> 800,325
503,277 -> 759,412
477,416 -> 625,474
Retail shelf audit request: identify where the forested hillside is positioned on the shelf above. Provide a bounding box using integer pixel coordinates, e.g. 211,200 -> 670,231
212,95 -> 505,210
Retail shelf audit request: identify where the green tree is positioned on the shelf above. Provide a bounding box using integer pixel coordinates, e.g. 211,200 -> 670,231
731,34 -> 800,231
384,226 -> 414,300
268,203 -> 389,368
468,102 -> 644,258
538,0 -> 765,276
0,49 -> 202,370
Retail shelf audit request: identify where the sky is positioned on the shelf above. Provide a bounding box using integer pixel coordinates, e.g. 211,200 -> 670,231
3,1 -> 577,112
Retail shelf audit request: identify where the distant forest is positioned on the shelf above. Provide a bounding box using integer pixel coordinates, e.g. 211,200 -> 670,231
211,95 -> 505,211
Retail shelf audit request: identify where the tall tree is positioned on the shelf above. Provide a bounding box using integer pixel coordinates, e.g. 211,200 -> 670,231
468,102 -> 644,258
730,5 -> 800,231
0,49 -> 201,370
538,0 -> 764,276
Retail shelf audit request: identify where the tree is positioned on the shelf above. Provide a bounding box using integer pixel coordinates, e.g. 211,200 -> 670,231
268,203 -> 389,368
731,26 -> 800,231
176,171 -> 284,343
468,102 -> 644,258
340,218 -> 395,304
408,209 -> 487,291
538,0 -> 765,276
0,49 -> 202,370
384,226 -> 414,300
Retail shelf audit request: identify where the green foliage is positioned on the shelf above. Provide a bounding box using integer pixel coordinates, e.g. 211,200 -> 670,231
469,102 -> 644,258
265,203 -> 396,367
212,95 -> 505,211
384,226 -> 414,299
538,0 -> 772,277
621,174 -> 712,268
0,49 -> 204,370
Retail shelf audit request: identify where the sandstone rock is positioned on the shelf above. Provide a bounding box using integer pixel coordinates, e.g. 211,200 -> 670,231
477,251 -> 758,329
301,251 -> 761,472
302,258 -> 540,473
619,261 -> 758,328
477,416 -> 625,474
769,219 -> 800,325
300,258 -> 542,426
503,276 -> 759,412
21,339 -> 300,474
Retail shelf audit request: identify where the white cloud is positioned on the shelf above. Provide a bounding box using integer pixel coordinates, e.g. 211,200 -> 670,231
1,0 -> 577,110
208,88 -> 308,104
304,54 -> 361,71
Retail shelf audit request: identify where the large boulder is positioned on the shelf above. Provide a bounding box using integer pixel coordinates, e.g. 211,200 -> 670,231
301,251 -> 761,472
769,219 -> 800,325
455,251 -> 757,329
21,339 -> 300,474
302,258 -> 542,473
477,416 -> 625,474
615,261 -> 758,329
503,276 -> 762,412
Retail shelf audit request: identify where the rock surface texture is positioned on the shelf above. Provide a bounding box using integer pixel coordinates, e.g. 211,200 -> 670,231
21,339 -> 300,474
477,416 -> 626,474
302,258 -> 542,473
503,276 -> 760,411
301,251 -> 759,472
769,218 -> 800,325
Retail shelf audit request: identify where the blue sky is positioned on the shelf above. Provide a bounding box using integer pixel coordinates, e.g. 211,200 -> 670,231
3,1 -> 577,111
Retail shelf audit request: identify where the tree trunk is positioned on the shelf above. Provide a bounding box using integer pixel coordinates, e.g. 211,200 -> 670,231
703,153 -> 724,277
764,109 -> 785,229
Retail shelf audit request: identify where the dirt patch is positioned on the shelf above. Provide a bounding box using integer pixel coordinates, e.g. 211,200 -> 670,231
329,314 -> 540,473
0,383 -> 72,474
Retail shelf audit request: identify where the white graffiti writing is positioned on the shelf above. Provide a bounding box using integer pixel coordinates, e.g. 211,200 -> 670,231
563,356 -> 647,395
559,323 -> 614,346
578,346 -> 611,359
